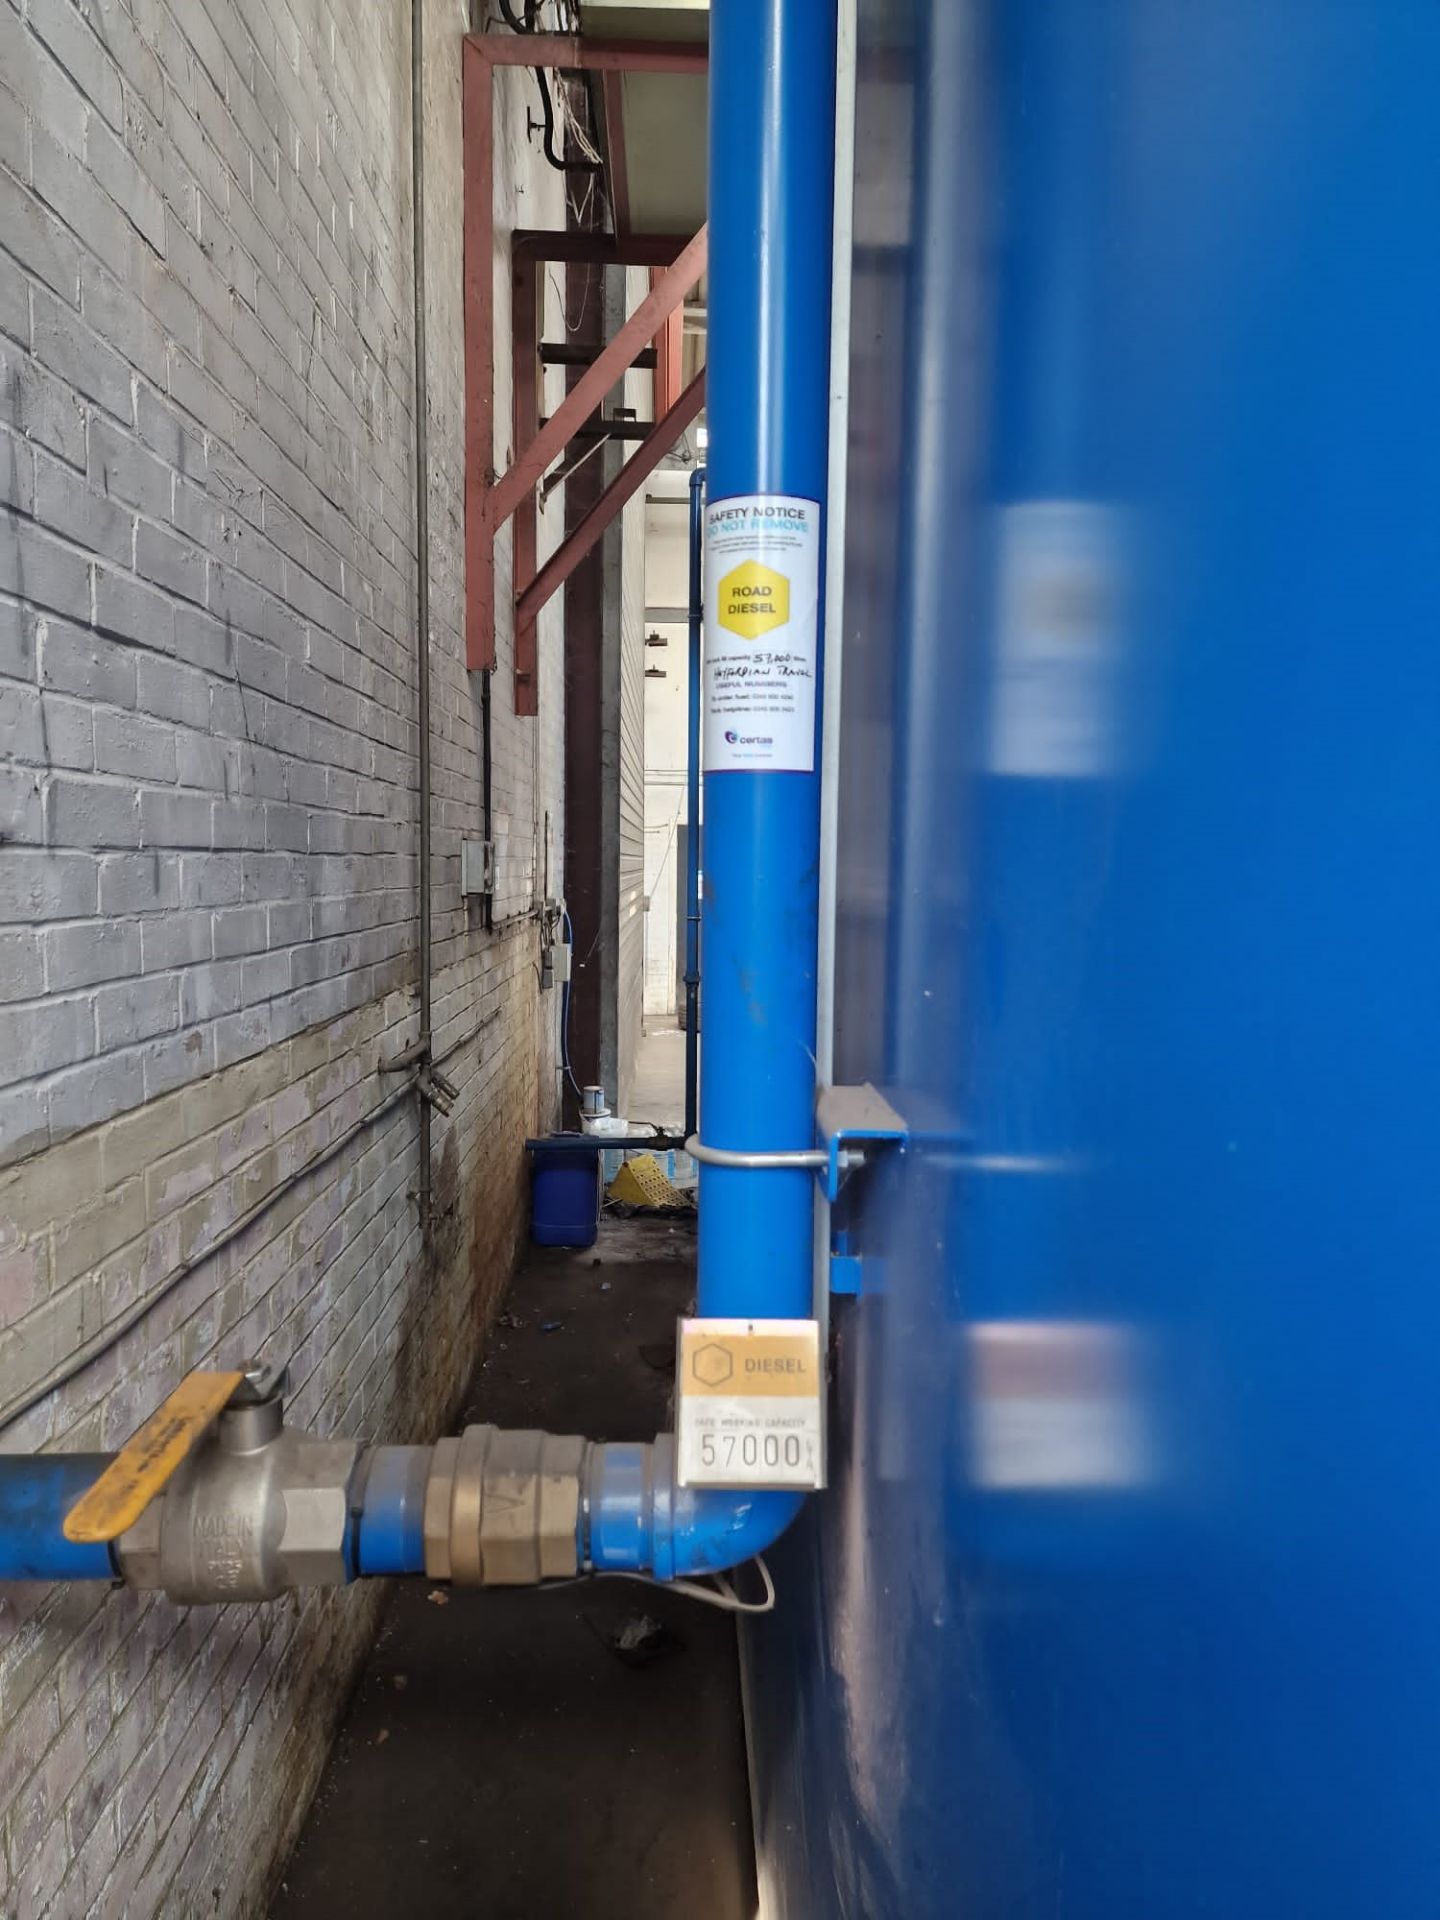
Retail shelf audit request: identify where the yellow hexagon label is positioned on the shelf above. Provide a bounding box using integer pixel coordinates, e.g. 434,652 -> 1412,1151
717,561 -> 789,639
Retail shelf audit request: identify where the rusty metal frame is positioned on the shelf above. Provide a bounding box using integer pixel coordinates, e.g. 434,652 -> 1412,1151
489,228 -> 706,535
516,369 -> 706,629
463,31 -> 708,707
511,251 -> 541,713
652,266 -> 685,416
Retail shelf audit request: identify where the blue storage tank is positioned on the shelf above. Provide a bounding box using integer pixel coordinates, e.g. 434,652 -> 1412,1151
741,2 -> 1440,1916
528,1137 -> 601,1249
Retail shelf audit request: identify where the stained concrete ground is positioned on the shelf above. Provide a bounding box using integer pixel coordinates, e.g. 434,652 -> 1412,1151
269,1203 -> 756,1920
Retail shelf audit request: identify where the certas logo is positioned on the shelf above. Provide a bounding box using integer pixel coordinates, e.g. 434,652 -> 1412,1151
724,730 -> 773,748
717,562 -> 789,639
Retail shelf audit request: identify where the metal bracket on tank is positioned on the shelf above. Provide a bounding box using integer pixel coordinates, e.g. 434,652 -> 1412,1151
686,1088 -> 907,1297
814,1084 -> 909,1203
814,1085 -> 909,1297
687,1085 -> 907,1192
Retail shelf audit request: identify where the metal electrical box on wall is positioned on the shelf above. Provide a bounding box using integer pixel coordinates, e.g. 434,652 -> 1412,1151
459,839 -> 496,898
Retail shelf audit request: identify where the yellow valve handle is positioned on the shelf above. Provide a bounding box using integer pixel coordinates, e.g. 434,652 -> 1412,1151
62,1369 -> 245,1544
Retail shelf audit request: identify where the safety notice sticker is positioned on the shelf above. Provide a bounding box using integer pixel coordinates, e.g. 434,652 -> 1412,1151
676,1317 -> 824,1490
704,494 -> 820,773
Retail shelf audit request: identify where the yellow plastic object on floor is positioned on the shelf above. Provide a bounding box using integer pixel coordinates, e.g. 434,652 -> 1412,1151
607,1154 -> 687,1210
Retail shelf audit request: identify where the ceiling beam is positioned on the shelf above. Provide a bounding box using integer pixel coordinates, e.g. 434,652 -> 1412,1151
469,33 -> 707,76
513,230 -> 693,266
539,343 -> 657,369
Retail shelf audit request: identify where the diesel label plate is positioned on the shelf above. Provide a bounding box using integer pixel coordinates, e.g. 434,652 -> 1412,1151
676,1318 -> 824,1490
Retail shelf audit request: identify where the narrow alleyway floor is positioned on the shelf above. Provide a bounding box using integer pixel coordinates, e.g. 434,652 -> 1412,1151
270,1214 -> 755,1920
632,1023 -> 688,1134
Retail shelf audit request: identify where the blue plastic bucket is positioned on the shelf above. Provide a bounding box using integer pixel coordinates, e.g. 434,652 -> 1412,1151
528,1137 -> 602,1248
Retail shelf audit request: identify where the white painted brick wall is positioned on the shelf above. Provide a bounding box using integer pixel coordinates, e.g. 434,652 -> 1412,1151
0,0 -> 569,1911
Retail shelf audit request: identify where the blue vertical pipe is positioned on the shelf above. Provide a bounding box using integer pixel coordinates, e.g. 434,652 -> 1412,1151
584,0 -> 837,1580
699,0 -> 837,1320
683,467 -> 705,1141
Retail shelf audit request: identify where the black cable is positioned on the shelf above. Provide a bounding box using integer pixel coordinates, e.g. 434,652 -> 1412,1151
541,69 -> 602,175
497,0 -> 603,175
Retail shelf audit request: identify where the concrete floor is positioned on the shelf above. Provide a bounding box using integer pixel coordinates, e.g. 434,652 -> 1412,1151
631,1023 -> 688,1133
270,1217 -> 756,1920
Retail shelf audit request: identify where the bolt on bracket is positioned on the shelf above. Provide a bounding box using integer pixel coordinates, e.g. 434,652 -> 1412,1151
814,1084 -> 909,1296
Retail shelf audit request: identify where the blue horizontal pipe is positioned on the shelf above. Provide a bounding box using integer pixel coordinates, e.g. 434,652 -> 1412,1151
0,1455 -> 118,1581
0,1436 -> 799,1587
0,1446 -> 432,1587
355,1445 -> 429,1576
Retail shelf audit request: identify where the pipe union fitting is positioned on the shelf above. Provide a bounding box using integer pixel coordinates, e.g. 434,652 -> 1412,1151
423,1425 -> 584,1585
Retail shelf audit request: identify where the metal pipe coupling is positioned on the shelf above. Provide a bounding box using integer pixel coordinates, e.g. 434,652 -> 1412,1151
422,1425 -> 585,1585
114,1369 -> 359,1603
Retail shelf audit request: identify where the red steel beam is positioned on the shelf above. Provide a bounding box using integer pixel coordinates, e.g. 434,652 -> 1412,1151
469,33 -> 707,76
489,226 -> 706,533
516,369 -> 705,629
664,305 -> 684,411
652,265 -> 685,416
463,37 -> 495,670
512,254 -> 540,717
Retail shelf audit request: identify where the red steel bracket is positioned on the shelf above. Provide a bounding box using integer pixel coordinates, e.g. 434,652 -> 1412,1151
463,32 -> 708,696
512,252 -> 541,716
652,265 -> 686,416
489,228 -> 706,536
516,369 -> 706,631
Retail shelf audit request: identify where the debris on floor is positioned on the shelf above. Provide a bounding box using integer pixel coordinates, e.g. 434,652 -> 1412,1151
607,1153 -> 691,1210
596,1612 -> 681,1669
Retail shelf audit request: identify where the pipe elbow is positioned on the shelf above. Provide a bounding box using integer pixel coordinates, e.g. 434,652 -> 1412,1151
663,1483 -> 804,1579
585,1435 -> 805,1580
